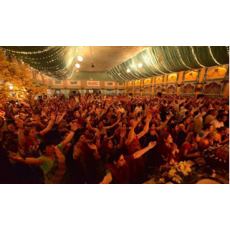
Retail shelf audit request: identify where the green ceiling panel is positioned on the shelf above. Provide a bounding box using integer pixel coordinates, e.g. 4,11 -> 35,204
107,46 -> 229,81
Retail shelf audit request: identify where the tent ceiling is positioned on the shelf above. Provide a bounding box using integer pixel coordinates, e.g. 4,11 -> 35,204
0,46 -> 149,80
0,46 -> 228,81
107,46 -> 229,81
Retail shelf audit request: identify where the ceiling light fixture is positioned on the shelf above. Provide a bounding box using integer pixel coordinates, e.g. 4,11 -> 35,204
127,69 -> 130,73
77,55 -> 83,62
138,63 -> 143,68
75,63 -> 80,68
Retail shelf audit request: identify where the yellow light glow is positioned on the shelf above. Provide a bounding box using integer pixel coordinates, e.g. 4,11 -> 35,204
75,63 -> 80,68
9,85 -> 14,90
127,69 -> 130,73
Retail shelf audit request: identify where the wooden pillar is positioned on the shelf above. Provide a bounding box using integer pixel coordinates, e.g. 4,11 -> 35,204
124,82 -> 127,96
140,79 -> 143,97
132,81 -> 134,95
151,77 -> 154,96
223,83 -> 229,99
177,71 -> 184,95
196,67 -> 206,96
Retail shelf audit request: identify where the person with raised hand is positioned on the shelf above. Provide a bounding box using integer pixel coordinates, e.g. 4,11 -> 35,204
8,122 -> 79,184
100,141 -> 157,184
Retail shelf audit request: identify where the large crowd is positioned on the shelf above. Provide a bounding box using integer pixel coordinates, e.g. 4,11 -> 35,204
0,92 -> 229,184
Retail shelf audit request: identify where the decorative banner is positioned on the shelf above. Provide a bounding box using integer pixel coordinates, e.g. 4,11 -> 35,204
53,80 -> 63,85
66,80 -> 81,86
135,80 -> 141,86
127,87 -> 132,93
144,78 -> 152,85
143,85 -> 151,93
184,70 -> 198,81
166,84 -> 177,94
155,85 -> 162,94
43,76 -> 50,85
128,81 -> 133,86
87,81 -> 100,86
105,81 -> 115,86
167,73 -> 178,83
202,81 -> 224,95
155,76 -> 164,84
118,82 -> 124,87
205,66 -> 227,80
181,83 -> 196,94
134,86 -> 140,93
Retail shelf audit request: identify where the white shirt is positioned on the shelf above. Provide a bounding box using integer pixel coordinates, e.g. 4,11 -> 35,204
210,119 -> 224,131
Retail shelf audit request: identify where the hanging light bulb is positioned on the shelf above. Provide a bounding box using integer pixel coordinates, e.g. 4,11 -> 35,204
127,68 -> 130,73
78,55 -> 83,62
9,85 -> 14,90
138,63 -> 142,68
75,63 -> 80,68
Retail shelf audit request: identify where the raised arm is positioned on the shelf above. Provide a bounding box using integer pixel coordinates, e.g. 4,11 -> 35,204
133,141 -> 156,159
40,112 -> 56,137
15,116 -> 26,148
137,114 -> 152,139
156,114 -> 171,130
104,113 -> 121,130
61,122 -> 79,147
8,153 -> 42,166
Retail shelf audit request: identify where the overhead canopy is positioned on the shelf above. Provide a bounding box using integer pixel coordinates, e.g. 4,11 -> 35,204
107,46 -> 229,81
0,46 -> 229,81
1,46 -> 77,80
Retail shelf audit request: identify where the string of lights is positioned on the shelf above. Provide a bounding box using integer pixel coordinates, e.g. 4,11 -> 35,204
208,46 -> 221,65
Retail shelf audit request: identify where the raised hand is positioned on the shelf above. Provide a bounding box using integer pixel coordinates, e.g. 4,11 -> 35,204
8,153 -> 25,163
165,114 -> 171,120
146,113 -> 152,123
51,112 -> 56,121
148,141 -> 157,149
87,143 -> 97,150
15,116 -> 24,128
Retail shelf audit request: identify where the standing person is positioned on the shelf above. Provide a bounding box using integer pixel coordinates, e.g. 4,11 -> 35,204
100,141 -> 156,184
8,123 -> 79,184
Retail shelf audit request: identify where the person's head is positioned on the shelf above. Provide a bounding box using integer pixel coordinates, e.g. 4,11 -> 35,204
107,139 -> 114,149
216,114 -> 223,122
186,132 -> 201,143
98,121 -> 104,129
24,127 -> 37,139
78,134 -> 86,143
150,123 -> 156,131
3,131 -> 15,143
7,123 -> 16,132
162,133 -> 173,144
222,114 -> 228,123
111,151 -> 126,167
121,113 -> 126,119
210,109 -> 218,116
218,127 -> 227,136
60,131 -> 69,140
203,123 -> 214,132
39,140 -> 56,156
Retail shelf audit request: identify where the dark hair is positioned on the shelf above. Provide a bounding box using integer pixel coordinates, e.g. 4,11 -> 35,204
216,114 -> 223,120
60,131 -> 69,139
39,140 -> 56,154
162,133 -> 171,142
203,123 -> 213,130
108,150 -> 123,163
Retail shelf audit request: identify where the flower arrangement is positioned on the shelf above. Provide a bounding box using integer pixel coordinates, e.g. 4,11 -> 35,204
158,161 -> 193,184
